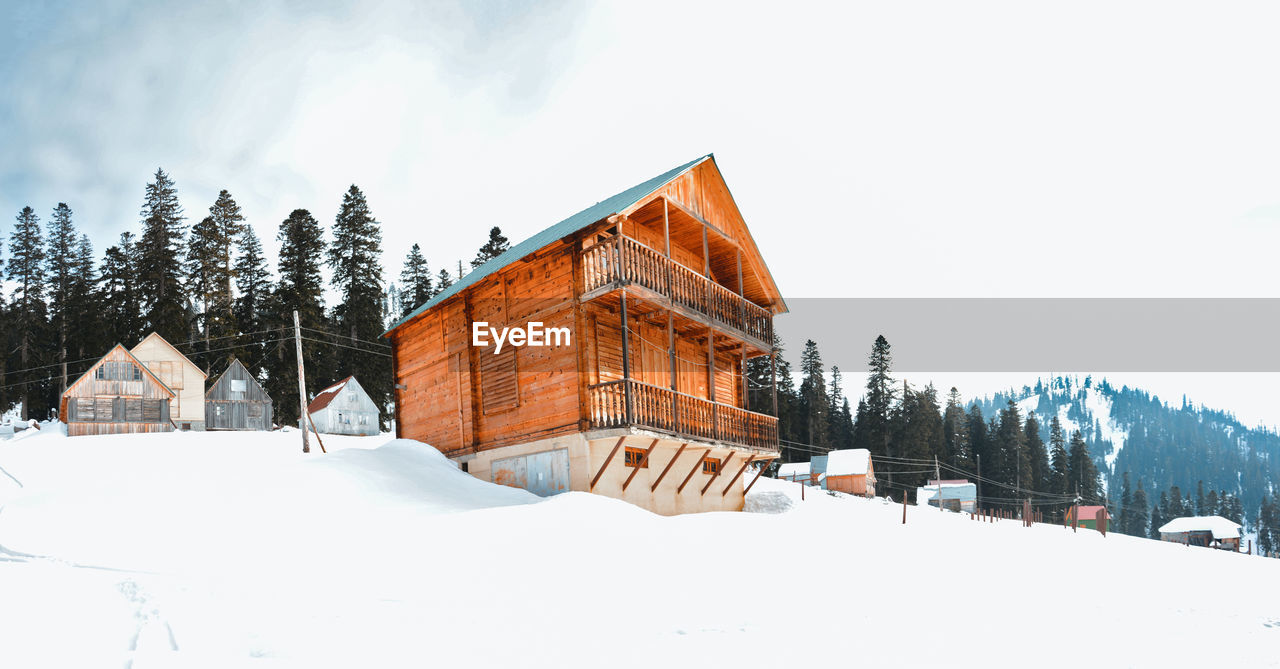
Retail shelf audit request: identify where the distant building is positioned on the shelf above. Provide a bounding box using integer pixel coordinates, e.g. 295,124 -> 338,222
131,332 -> 207,431
308,376 -> 380,436
822,449 -> 876,496
811,455 -> 829,485
1158,516 -> 1242,550
778,462 -> 813,484
205,358 -> 273,431
59,344 -> 175,437
1065,505 -> 1111,531
916,480 -> 976,513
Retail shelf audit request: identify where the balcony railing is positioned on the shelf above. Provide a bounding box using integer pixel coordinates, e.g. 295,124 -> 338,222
582,235 -> 773,346
588,379 -> 779,452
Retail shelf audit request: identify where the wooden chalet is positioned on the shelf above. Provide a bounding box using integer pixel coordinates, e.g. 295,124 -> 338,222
384,155 -> 786,515
308,376 -> 380,436
59,344 -> 176,436
205,358 -> 273,431
131,332 -> 207,431
1065,505 -> 1111,531
1158,516 -> 1242,550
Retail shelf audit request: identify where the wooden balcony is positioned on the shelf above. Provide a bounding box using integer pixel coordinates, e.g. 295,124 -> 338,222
582,235 -> 773,349
588,379 -> 779,453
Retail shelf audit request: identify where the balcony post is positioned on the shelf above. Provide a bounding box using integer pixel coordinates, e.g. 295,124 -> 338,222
668,309 -> 679,432
770,349 -> 778,416
620,288 -> 633,425
707,328 -> 717,441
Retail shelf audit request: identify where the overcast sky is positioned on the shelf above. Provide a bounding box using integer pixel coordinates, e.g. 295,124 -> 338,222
4,1 -> 1280,425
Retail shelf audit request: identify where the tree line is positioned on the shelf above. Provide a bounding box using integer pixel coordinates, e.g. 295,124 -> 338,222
1,168 -> 512,428
748,334 -> 1104,519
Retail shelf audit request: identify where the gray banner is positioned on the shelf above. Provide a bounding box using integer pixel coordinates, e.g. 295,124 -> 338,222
774,298 -> 1280,372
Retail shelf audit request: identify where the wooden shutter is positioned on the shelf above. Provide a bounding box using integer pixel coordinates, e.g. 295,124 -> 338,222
142,399 -> 162,422
480,344 -> 518,414
94,398 -> 114,421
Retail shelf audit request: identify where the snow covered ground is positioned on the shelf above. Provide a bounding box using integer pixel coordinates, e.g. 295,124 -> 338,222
2,426 -> 1279,668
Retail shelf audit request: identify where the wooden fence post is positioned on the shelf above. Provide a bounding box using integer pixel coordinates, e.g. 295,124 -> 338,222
902,491 -> 907,524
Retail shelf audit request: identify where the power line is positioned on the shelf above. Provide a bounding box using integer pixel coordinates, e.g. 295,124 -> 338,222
299,326 -> 391,350
298,335 -> 392,358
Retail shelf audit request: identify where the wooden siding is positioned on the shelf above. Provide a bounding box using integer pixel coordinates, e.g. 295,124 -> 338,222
389,160 -> 779,463
131,332 -> 207,428
311,377 -> 380,436
61,345 -> 175,437
206,359 -> 273,431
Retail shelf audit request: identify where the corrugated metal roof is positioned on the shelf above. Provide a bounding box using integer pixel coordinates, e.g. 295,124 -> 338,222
382,154 -> 712,336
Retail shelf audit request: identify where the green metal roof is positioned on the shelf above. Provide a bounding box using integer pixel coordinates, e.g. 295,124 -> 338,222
383,154 -> 712,336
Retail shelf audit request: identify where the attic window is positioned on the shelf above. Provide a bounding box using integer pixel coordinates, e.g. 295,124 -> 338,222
703,457 -> 720,475
624,447 -> 649,468
230,379 -> 247,394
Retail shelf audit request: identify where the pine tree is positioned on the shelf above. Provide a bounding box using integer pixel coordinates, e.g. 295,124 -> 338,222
1150,498 -> 1164,540
136,168 -> 188,342
1024,412 -> 1049,493
185,215 -> 220,356
9,206 -> 48,419
1131,479 -> 1149,537
891,382 -> 944,493
851,335 -> 895,462
399,243 -> 433,315
942,388 -> 973,471
67,234 -> 100,363
1048,415 -> 1070,495
45,203 -> 78,395
233,225 -> 270,371
1067,430 -> 1102,503
327,186 -> 389,425
1118,471 -> 1133,535
996,400 -> 1026,497
826,366 -> 854,449
435,268 -> 454,295
267,209 -> 328,427
1196,480 -> 1205,516
471,227 -> 510,268
796,340 -> 828,449
100,232 -> 141,346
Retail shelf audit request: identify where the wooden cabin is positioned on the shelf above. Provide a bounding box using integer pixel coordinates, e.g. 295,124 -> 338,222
778,462 -> 815,485
383,155 -> 786,515
59,344 -> 175,436
822,449 -> 876,496
131,332 -> 206,431
1158,516 -> 1242,550
308,376 -> 380,436
205,358 -> 273,431
916,480 -> 976,512
1065,505 -> 1111,531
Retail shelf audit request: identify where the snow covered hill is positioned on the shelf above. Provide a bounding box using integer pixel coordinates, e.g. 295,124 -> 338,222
2,426 -> 1279,667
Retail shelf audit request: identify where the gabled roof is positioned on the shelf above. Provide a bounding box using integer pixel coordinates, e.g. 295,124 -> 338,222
383,154 -> 712,336
131,332 -> 206,379
63,344 -> 176,399
778,462 -> 810,477
1159,516 -> 1241,540
308,376 -> 363,414
825,449 -> 872,476
205,358 -> 267,399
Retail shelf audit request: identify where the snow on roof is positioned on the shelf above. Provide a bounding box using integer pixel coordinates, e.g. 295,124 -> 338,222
1158,516 -> 1241,540
824,449 -> 871,476
308,376 -> 354,414
777,462 -> 810,477
917,482 -> 977,503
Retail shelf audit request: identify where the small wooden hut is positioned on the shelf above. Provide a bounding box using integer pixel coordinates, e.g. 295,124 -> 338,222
822,449 -> 876,496
307,376 -> 380,436
59,344 -> 175,436
1158,516 -> 1241,550
131,332 -> 207,431
205,358 -> 273,431
1065,505 -> 1111,531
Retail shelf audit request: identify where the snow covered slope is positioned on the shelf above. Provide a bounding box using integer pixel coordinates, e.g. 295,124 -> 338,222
2,426 -> 1279,667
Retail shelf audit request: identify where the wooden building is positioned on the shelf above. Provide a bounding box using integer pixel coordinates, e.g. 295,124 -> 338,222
205,358 -> 273,431
778,462 -> 814,485
822,449 -> 876,496
59,344 -> 175,437
383,155 -> 786,515
1065,505 -> 1111,531
916,480 -> 976,513
308,376 -> 380,436
1158,516 -> 1242,550
131,332 -> 206,431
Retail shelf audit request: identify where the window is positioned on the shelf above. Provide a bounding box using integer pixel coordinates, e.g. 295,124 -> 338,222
215,405 -> 225,417
348,392 -> 356,403
230,379 -> 247,395
624,447 -> 649,468
702,457 -> 721,476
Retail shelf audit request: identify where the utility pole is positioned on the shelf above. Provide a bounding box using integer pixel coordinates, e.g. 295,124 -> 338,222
976,454 -> 982,510
293,310 -> 310,454
935,456 -> 942,512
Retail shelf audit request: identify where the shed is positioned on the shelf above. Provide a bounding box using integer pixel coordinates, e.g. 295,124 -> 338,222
131,332 -> 207,431
308,376 -> 380,436
1158,516 -> 1242,550
916,480 -> 977,513
822,449 -> 876,496
205,358 -> 273,431
58,344 -> 175,437
777,462 -> 813,484
1065,505 -> 1111,531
